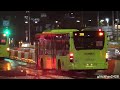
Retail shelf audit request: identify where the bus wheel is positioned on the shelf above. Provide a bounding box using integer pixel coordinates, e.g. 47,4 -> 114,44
41,59 -> 44,70
0,57 -> 4,60
58,60 -> 61,71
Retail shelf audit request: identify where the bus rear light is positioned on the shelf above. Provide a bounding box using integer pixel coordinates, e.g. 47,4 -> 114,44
75,33 -> 77,36
106,52 -> 108,59
69,53 -> 74,62
70,57 -> 73,60
7,48 -> 10,51
70,53 -> 73,57
98,29 -> 102,31
106,52 -> 109,61
99,32 -> 103,36
1,39 -> 6,43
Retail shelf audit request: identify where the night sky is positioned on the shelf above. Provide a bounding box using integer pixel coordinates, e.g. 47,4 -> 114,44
0,11 -> 117,45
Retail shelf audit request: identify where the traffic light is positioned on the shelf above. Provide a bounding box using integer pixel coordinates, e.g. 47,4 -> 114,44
3,27 -> 11,36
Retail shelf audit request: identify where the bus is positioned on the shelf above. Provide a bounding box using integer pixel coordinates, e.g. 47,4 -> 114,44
0,33 -> 10,60
35,29 -> 108,73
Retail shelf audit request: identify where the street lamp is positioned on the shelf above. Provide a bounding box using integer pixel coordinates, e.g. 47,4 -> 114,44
105,18 -> 110,40
105,18 -> 110,31
76,20 -> 80,23
105,18 -> 109,26
25,21 -> 28,24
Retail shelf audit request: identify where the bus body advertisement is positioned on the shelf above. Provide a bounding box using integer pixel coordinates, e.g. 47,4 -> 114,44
35,29 -> 108,72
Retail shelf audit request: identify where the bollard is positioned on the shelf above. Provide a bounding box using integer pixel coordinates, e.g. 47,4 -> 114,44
14,50 -> 18,60
21,51 -> 25,61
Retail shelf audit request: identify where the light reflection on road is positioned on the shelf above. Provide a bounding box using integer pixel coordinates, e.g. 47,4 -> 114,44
1,58 -> 120,79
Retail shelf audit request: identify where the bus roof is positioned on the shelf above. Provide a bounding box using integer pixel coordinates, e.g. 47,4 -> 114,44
42,29 -> 79,34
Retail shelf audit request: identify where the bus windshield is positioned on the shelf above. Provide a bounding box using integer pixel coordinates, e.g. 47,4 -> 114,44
73,31 -> 105,50
0,34 -> 7,45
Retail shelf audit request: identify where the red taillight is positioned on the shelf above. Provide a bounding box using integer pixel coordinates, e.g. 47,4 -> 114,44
1,39 -> 6,43
98,29 -> 102,31
70,53 -> 73,57
69,53 -> 74,62
99,32 -> 103,36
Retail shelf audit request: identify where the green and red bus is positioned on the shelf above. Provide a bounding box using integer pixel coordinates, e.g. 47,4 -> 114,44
35,29 -> 108,73
0,33 -> 10,60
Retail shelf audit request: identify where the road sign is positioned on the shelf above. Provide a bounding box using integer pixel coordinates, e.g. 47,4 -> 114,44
3,20 -> 10,27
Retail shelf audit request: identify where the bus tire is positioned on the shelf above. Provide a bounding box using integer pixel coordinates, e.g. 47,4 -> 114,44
41,58 -> 44,70
58,60 -> 61,71
0,57 -> 4,60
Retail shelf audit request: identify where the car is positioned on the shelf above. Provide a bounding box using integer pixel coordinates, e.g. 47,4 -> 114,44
107,48 -> 120,60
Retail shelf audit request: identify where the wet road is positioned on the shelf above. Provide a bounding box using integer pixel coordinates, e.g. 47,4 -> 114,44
0,58 -> 120,79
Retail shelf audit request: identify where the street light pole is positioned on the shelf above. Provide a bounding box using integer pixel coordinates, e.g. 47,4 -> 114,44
112,11 -> 115,28
112,11 -> 115,41
28,11 -> 31,43
116,11 -> 119,42
97,11 -> 99,28
81,11 -> 84,28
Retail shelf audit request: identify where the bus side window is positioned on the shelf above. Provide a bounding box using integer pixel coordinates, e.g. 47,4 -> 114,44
66,41 -> 70,50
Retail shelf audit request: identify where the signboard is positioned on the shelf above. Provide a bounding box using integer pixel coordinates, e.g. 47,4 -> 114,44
79,33 -> 84,36
3,20 -> 10,27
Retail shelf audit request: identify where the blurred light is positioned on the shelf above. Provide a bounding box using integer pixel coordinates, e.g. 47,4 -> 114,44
88,20 -> 91,22
60,36 -> 62,38
35,21 -> 38,23
105,18 -> 109,23
70,53 -> 73,57
57,25 -> 59,27
3,34 -> 6,37
100,19 -> 104,22
115,19 -> 119,22
1,39 -> 6,43
24,16 -> 28,19
55,21 -> 58,23
76,20 -> 80,23
99,32 -> 103,36
75,33 -> 77,36
98,29 -> 102,31
21,70 -> 24,72
6,63 -> 11,71
106,52 -> 108,59
7,47 -> 10,51
25,21 -> 28,23
3,27 -> 11,36
26,11 -> 30,13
